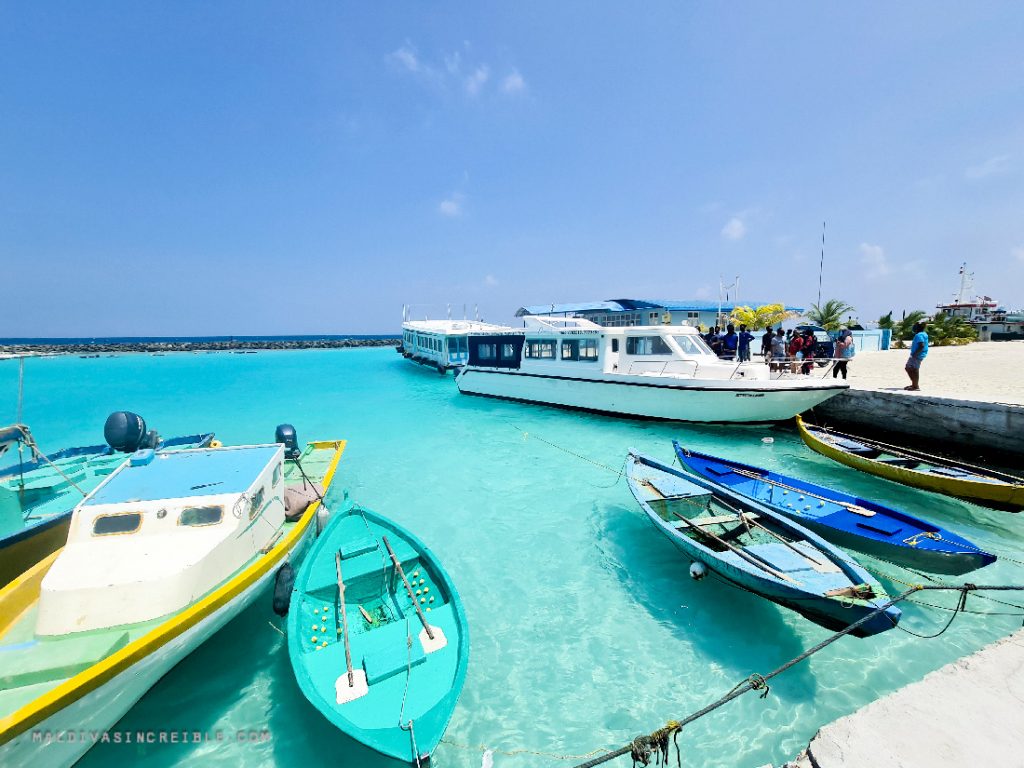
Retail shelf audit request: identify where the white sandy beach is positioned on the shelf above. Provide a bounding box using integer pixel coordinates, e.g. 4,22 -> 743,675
820,340 -> 1024,406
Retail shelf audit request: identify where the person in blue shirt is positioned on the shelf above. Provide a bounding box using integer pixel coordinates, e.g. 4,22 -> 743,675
722,324 -> 739,359
904,321 -> 929,390
737,324 -> 756,362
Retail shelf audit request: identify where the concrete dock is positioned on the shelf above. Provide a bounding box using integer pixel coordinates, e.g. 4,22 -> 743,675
782,627 -> 1024,768
811,341 -> 1024,455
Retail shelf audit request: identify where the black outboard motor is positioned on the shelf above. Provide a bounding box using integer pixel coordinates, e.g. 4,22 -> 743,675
104,412 -> 149,453
275,424 -> 301,460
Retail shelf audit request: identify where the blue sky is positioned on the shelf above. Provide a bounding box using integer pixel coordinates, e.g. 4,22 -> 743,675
3,3 -> 1023,335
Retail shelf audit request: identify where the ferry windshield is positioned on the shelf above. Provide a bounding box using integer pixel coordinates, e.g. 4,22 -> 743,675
673,335 -> 714,356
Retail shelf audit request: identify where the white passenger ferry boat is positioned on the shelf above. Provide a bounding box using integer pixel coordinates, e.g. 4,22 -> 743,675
399,319 -> 512,374
454,317 -> 847,422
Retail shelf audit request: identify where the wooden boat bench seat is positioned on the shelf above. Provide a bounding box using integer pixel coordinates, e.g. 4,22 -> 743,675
361,621 -> 427,685
744,542 -> 842,576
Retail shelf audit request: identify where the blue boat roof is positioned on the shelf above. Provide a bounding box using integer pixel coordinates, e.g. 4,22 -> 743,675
516,298 -> 804,316
84,445 -> 281,506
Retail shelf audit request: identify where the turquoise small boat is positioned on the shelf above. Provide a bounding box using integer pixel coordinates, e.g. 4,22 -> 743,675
287,502 -> 469,766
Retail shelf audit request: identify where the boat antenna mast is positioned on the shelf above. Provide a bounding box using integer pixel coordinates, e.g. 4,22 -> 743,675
817,220 -> 825,307
718,275 -> 738,326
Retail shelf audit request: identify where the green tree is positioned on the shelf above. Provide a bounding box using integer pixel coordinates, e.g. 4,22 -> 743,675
730,303 -> 798,330
877,311 -> 894,330
927,313 -> 977,346
805,299 -> 856,331
891,310 -> 927,346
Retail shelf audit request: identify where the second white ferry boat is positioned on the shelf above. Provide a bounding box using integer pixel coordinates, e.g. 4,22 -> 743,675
399,319 -> 512,374
454,316 -> 847,422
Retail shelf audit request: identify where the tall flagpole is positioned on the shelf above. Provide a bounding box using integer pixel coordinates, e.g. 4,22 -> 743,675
817,221 -> 825,307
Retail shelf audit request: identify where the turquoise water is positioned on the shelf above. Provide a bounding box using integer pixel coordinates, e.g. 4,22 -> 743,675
3,349 -> 1022,767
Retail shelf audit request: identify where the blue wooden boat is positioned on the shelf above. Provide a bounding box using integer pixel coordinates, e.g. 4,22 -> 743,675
674,443 -> 996,576
0,414 -> 214,586
287,501 -> 469,766
627,451 -> 901,637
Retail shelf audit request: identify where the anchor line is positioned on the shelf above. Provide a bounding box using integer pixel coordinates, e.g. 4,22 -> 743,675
571,584 -> 1024,768
513,425 -> 628,488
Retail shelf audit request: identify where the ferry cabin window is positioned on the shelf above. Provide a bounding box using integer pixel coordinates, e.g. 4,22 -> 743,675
673,335 -> 713,356
478,343 -> 497,360
561,339 -> 598,361
500,343 -> 518,361
249,487 -> 266,519
561,340 -> 578,360
611,339 -> 619,353
93,512 -> 142,536
579,338 -> 598,360
179,505 -> 224,527
626,336 -> 672,355
525,340 -> 556,359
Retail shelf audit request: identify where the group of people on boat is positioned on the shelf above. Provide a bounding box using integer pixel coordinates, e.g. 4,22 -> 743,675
702,324 -> 757,361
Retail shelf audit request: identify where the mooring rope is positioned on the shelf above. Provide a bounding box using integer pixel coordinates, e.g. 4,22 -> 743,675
514,426 -> 629,488
570,584 -> 1024,768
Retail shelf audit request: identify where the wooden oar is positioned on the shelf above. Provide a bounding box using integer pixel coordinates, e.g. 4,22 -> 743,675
335,551 -> 355,688
383,535 -> 434,641
730,467 -> 875,517
639,477 -> 796,583
667,507 -> 796,584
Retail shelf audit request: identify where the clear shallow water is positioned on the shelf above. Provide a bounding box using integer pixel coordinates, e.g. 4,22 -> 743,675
2,350 -> 1022,768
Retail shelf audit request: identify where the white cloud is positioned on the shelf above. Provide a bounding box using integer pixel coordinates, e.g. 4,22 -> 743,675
965,154 -> 1011,180
501,69 -> 526,94
438,193 -> 464,217
721,217 -> 746,241
1013,245 -> 1024,263
859,243 -> 890,279
464,65 -> 490,96
484,274 -> 498,287
390,45 -> 421,74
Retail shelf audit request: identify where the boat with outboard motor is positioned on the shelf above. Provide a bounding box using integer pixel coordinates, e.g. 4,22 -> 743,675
288,500 -> 469,766
399,318 -> 513,374
796,416 -> 1024,510
455,317 -> 848,422
0,426 -> 345,765
674,443 -> 996,575
0,413 -> 214,587
627,450 -> 901,636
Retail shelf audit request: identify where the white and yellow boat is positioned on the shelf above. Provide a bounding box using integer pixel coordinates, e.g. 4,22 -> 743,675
0,429 -> 345,765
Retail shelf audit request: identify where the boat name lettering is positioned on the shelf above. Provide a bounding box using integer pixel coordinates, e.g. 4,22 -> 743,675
734,393 -> 765,398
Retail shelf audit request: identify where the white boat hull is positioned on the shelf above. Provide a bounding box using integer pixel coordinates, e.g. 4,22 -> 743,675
455,369 -> 846,422
1,527 -> 315,767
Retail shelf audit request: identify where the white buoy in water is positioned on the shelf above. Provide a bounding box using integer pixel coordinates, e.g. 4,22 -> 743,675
762,437 -> 774,444
690,562 -> 708,581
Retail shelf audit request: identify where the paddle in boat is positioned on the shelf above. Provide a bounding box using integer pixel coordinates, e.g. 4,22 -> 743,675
674,443 -> 996,575
626,451 -> 901,636
0,412 -> 214,587
796,416 -> 1024,511
287,500 -> 469,767
0,426 -> 345,765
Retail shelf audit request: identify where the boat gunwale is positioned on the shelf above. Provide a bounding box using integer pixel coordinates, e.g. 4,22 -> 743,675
0,439 -> 346,746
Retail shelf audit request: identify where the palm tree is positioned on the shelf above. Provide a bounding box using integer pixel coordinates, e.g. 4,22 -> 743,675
730,303 -> 798,330
805,299 -> 856,331
877,311 -> 894,330
927,313 -> 977,345
892,310 -> 927,344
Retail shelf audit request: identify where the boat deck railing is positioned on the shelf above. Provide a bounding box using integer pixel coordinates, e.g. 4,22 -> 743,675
627,360 -> 700,378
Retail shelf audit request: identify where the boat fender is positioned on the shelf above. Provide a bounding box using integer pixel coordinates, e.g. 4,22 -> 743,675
316,502 -> 331,535
272,562 -> 295,617
210,439 -> 223,448
689,562 -> 707,581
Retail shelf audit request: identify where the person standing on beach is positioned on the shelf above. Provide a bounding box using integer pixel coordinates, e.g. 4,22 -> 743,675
905,321 -> 929,390
760,326 -> 773,361
738,324 -> 755,362
833,328 -> 854,379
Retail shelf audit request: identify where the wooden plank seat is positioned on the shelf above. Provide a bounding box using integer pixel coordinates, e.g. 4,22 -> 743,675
671,513 -> 757,529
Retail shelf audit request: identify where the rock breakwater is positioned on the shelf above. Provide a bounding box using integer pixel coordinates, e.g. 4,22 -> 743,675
1,338 -> 400,356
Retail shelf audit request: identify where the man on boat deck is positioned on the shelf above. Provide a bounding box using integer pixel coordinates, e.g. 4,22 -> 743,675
722,324 -> 739,359
905,321 -> 929,391
760,326 -> 774,361
738,324 -> 755,362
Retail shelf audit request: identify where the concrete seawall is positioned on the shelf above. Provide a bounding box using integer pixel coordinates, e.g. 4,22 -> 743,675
784,628 -> 1024,768
816,388 -> 1024,455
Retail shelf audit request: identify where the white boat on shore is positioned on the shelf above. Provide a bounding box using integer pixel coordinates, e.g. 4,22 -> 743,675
454,317 -> 847,422
399,319 -> 512,374
0,430 -> 345,765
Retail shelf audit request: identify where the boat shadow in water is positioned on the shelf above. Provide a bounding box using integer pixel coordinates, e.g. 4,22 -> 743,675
592,501 -> 823,704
